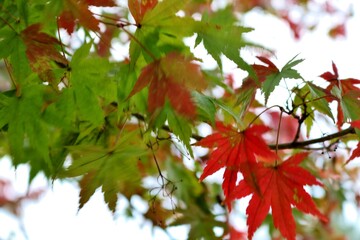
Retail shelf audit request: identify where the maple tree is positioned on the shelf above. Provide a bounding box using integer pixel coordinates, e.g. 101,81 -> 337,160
0,0 -> 359,239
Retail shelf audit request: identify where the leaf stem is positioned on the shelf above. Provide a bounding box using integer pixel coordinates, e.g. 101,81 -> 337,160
247,105 -> 281,128
275,108 -> 284,159
118,24 -> 157,61
0,15 -> 17,32
4,59 -> 20,96
56,17 -> 67,61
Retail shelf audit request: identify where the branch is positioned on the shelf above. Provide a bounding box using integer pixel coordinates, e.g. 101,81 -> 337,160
269,127 -> 356,150
131,113 -> 356,150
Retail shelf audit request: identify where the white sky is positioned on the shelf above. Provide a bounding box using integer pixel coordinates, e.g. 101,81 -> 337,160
1,1 -> 360,239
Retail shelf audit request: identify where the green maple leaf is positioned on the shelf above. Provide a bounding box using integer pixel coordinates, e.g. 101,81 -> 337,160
0,85 -> 53,179
167,108 -> 193,157
0,28 -> 20,59
307,82 -> 334,121
195,7 -> 254,74
340,90 -> 360,121
130,0 -> 194,66
62,130 -> 148,212
69,43 -> 115,127
170,204 -> 226,240
262,55 -> 304,104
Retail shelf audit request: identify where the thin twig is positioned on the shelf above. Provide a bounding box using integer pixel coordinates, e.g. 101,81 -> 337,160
275,109 -> 283,157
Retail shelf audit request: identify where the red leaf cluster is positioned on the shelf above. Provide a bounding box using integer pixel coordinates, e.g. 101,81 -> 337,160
197,123 -> 328,239
128,52 -> 206,118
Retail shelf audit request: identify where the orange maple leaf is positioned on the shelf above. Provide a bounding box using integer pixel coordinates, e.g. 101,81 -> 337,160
230,152 -> 328,240
195,122 -> 277,201
128,52 -> 206,118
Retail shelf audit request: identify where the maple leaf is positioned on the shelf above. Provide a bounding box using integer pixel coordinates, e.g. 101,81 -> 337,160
128,52 -> 206,118
229,225 -> 247,240
320,62 -> 360,127
97,24 -> 116,57
0,86 -> 54,178
345,120 -> 360,164
195,122 -> 277,201
128,0 -> 158,24
236,56 -> 303,111
235,56 -> 278,118
320,61 -> 360,93
21,24 -> 68,81
170,203 -> 227,240
230,153 -> 328,240
346,142 -> 360,165
58,0 -> 116,34
63,131 -> 148,212
57,10 -> 77,35
144,200 -> 173,229
261,55 -> 304,104
84,0 -> 116,6
0,178 -> 44,216
281,13 -> 302,39
329,23 -> 346,38
195,7 -> 254,73
129,0 -> 195,67
252,56 -> 279,83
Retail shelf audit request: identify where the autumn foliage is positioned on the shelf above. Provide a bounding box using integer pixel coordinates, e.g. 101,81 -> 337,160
0,0 -> 359,239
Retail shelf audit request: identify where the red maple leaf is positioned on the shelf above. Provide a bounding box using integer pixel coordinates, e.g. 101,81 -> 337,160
229,225 -> 247,240
329,23 -> 346,38
84,0 -> 116,6
345,120 -> 360,164
195,122 -> 277,202
230,152 -> 328,240
128,52 -> 206,118
320,62 -> 360,127
252,56 -> 279,83
235,56 -> 279,114
320,62 -> 360,93
128,0 -> 158,24
281,13 -> 302,39
0,178 -> 44,216
58,0 -> 116,34
97,24 -> 116,57
21,24 -> 68,81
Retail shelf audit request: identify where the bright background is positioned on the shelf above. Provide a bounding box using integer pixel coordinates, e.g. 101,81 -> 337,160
1,0 -> 360,239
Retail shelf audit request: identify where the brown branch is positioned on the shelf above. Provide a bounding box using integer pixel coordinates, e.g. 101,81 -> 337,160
131,113 -> 356,150
269,127 -> 356,150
